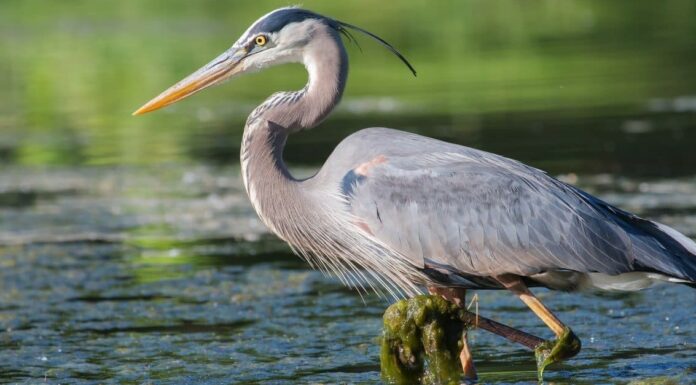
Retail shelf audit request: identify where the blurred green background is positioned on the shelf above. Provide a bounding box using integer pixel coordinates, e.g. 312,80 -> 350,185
2,0 -> 695,169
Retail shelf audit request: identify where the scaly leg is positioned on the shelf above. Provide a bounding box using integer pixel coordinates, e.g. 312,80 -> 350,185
428,286 -> 477,380
495,274 -> 581,370
495,275 -> 566,337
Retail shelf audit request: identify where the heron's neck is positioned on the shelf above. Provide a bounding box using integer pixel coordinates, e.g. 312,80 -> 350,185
240,27 -> 348,236
246,29 -> 348,132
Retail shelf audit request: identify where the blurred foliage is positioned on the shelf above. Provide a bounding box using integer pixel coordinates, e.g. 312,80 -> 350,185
1,0 -> 695,165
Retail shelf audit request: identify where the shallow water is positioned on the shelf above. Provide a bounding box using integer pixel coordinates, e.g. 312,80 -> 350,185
0,163 -> 694,384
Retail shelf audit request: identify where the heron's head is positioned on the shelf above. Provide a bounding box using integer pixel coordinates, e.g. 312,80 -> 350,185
133,7 -> 415,115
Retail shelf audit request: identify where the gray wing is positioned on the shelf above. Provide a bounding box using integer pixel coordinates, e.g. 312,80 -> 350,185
338,133 -> 696,287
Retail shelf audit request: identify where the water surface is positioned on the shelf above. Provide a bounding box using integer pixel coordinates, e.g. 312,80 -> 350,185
1,165 -> 694,384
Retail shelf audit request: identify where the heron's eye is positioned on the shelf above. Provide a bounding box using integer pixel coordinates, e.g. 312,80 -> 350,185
255,35 -> 268,46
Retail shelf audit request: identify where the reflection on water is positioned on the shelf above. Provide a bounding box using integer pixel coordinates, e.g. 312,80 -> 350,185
1,1 -> 696,167
1,0 -> 696,384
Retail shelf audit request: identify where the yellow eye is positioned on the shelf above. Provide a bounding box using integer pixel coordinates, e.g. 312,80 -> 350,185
255,35 -> 267,46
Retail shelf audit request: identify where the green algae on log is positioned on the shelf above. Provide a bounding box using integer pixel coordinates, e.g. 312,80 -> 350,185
534,327 -> 581,381
380,295 -> 473,385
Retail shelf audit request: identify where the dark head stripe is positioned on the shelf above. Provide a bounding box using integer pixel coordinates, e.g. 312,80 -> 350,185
249,8 -> 328,35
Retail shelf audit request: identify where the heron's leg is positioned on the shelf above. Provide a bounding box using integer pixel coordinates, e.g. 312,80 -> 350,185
495,275 -> 566,336
427,287 -> 477,380
427,287 -> 546,350
495,275 -> 582,379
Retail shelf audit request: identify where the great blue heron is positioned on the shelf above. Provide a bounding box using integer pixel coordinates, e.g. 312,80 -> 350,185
134,7 -> 696,380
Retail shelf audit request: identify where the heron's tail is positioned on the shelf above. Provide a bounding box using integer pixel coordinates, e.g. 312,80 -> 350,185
572,186 -> 696,287
634,219 -> 696,286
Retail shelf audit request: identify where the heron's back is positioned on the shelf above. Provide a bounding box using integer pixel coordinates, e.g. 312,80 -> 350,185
313,127 -> 696,291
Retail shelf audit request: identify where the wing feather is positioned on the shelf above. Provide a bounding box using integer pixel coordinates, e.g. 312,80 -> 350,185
344,150 -> 649,280
328,128 -> 696,287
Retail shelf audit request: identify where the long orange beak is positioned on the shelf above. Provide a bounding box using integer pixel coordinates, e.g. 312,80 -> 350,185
133,48 -> 247,116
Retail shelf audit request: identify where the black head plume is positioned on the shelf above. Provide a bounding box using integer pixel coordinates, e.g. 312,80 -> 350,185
333,20 -> 417,77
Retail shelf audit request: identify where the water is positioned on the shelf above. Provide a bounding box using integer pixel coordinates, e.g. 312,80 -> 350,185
1,1 -> 696,384
1,165 -> 694,384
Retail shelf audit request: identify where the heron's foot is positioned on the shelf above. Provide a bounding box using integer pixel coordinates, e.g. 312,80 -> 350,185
459,331 -> 478,383
534,327 -> 581,381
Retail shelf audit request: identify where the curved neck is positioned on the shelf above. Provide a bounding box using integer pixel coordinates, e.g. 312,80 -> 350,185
246,25 -> 348,133
240,24 -> 348,235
